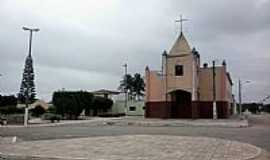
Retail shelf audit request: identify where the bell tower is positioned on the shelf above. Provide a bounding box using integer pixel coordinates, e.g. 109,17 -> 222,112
165,32 -> 200,101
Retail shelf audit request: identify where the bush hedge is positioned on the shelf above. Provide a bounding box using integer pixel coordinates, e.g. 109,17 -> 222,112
5,114 -> 24,124
52,91 -> 94,119
42,113 -> 62,123
0,95 -> 17,107
47,105 -> 56,114
30,105 -> 46,117
263,104 -> 270,113
0,95 -> 21,115
92,96 -> 113,116
52,91 -> 114,119
0,105 -> 24,115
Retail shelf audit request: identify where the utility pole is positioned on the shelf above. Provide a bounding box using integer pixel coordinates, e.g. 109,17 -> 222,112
123,63 -> 128,116
238,79 -> 251,117
238,79 -> 242,117
0,74 -> 2,94
22,26 -> 39,127
212,61 -> 217,119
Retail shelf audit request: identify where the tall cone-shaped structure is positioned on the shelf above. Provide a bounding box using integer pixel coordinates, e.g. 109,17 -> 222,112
18,53 -> 36,104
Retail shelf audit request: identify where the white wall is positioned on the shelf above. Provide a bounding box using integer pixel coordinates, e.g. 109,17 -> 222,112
112,100 -> 145,116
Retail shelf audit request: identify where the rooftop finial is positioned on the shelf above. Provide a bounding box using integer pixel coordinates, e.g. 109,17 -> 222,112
175,14 -> 188,34
222,60 -> 227,66
162,50 -> 168,56
145,66 -> 149,71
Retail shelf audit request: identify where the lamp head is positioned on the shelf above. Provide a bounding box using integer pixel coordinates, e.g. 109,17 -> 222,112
33,28 -> 40,32
22,27 -> 30,31
22,27 -> 40,32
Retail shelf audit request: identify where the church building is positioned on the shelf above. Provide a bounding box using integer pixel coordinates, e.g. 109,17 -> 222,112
145,31 -> 234,119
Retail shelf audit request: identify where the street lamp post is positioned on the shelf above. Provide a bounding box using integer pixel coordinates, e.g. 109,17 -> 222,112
212,60 -> 217,119
22,26 -> 39,127
0,74 -> 2,94
238,79 -> 251,117
123,63 -> 128,116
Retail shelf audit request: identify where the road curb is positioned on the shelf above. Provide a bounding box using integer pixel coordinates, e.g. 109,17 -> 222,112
0,119 -> 249,128
0,152 -> 88,160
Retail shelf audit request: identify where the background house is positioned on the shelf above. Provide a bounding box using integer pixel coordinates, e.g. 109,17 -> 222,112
92,89 -> 145,116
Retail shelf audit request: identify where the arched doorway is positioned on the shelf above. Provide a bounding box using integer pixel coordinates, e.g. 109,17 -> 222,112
170,90 -> 192,118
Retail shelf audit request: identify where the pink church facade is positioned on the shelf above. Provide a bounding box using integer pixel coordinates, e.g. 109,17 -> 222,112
145,32 -> 234,119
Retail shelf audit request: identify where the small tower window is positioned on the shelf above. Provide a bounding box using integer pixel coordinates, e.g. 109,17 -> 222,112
175,65 -> 183,76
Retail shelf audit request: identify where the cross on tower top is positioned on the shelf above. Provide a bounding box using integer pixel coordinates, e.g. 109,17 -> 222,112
175,14 -> 188,34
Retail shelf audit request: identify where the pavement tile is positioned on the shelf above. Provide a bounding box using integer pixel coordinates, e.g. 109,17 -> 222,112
0,135 -> 262,160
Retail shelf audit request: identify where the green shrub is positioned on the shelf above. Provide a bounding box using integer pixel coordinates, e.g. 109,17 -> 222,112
92,96 -> 113,116
0,105 -> 24,115
52,91 -> 94,119
242,103 -> 260,114
0,95 -> 21,115
47,105 -> 56,113
5,114 -> 24,124
30,105 -> 46,117
0,114 -> 7,125
263,104 -> 270,113
51,91 -> 115,118
0,95 -> 17,107
42,113 -> 62,123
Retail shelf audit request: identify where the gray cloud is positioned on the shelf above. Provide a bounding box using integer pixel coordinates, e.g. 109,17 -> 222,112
0,0 -> 269,102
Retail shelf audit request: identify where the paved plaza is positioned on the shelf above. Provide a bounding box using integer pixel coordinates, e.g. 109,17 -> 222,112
0,114 -> 269,160
0,135 -> 262,160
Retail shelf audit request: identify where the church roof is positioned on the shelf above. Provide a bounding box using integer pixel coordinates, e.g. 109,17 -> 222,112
92,89 -> 120,95
169,32 -> 191,55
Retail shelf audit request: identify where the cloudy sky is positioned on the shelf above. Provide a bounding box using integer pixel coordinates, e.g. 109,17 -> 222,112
0,0 -> 269,103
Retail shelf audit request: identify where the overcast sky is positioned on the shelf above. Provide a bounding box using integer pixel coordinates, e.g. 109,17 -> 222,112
0,0 -> 269,103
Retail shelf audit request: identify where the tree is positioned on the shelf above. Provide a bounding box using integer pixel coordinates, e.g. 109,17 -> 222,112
242,103 -> 260,114
0,95 -> 22,115
52,91 -> 93,119
92,96 -> 113,116
118,73 -> 145,100
30,105 -> 46,117
18,54 -> 36,104
119,74 -> 135,100
52,91 -> 115,118
263,104 -> 270,113
133,73 -> 145,100
0,95 -> 17,107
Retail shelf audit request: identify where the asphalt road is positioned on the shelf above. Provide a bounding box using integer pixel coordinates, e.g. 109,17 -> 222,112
1,114 -> 270,151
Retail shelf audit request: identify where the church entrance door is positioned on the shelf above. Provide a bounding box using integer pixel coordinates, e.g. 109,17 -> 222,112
170,90 -> 192,118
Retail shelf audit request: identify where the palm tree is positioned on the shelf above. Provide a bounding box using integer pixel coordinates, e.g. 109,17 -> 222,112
133,73 -> 145,100
119,73 -> 145,101
119,74 -> 134,100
